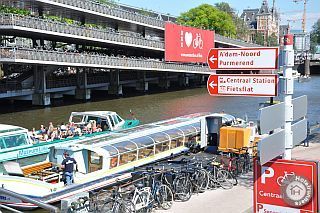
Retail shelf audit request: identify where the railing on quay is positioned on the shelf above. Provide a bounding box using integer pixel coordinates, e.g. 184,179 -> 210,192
0,14 -> 164,50
46,0 -> 164,28
0,81 -> 33,93
0,48 -> 210,73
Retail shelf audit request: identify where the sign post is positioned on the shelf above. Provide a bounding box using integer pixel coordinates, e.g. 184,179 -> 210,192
282,34 -> 295,160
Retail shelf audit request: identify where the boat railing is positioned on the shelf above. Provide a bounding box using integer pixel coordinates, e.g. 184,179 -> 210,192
0,188 -> 59,213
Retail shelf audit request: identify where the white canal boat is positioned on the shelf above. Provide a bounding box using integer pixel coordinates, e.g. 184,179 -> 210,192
0,112 -> 235,209
0,111 -> 139,163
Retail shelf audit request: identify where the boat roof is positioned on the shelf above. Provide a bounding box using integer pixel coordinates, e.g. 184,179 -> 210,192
70,111 -> 119,117
55,112 -> 229,152
0,124 -> 27,134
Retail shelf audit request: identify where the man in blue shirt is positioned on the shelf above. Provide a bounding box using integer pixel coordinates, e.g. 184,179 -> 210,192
61,151 -> 77,185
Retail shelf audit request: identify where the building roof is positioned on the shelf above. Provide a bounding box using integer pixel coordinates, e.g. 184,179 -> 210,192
240,9 -> 259,29
258,0 -> 271,14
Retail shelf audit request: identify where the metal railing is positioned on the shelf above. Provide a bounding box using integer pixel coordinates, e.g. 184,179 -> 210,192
0,188 -> 59,213
0,14 -> 164,50
215,34 -> 261,47
0,81 -> 33,93
49,0 -> 164,28
0,48 -> 210,73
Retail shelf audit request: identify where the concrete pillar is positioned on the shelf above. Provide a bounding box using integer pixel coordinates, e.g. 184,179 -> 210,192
159,72 -> 170,89
304,59 -> 310,76
108,70 -> 122,96
75,68 -> 91,100
136,71 -> 148,92
179,73 -> 189,87
32,65 -> 51,105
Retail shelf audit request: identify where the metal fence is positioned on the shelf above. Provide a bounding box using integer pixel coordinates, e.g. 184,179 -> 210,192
50,0 -> 164,28
0,14 -> 164,50
0,48 -> 210,73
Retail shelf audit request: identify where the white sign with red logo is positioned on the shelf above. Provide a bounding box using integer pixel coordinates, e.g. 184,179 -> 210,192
254,159 -> 318,213
207,47 -> 279,70
207,74 -> 278,97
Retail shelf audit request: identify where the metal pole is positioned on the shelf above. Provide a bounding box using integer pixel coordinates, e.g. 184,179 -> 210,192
0,188 -> 59,213
282,34 -> 294,160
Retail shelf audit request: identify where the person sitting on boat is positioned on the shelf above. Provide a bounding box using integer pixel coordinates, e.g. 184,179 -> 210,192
61,151 -> 78,186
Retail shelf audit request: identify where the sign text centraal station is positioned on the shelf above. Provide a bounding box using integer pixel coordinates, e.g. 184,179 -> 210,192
208,47 -> 279,70
207,74 -> 278,97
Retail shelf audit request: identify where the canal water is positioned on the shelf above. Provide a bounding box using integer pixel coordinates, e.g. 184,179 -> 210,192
0,76 -> 319,212
0,76 -> 319,129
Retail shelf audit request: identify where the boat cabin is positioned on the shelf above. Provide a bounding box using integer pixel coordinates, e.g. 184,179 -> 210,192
48,120 -> 201,176
69,111 -> 127,131
0,124 -> 32,151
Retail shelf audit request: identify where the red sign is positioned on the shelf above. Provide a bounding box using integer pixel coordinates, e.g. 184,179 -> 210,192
254,158 -> 318,213
207,74 -> 278,97
207,47 -> 279,70
284,34 -> 294,46
165,23 -> 215,63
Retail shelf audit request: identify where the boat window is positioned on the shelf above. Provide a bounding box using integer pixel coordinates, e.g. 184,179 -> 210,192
138,145 -> 154,159
119,151 -> 137,165
130,136 -> 154,148
148,132 -> 170,144
112,115 -> 119,125
71,115 -> 83,123
0,138 -> 6,149
90,152 -> 101,165
108,115 -> 115,127
178,124 -> 198,136
155,140 -> 170,154
109,156 -> 118,168
1,134 -> 29,149
117,115 -> 123,123
102,145 -> 119,157
111,141 -> 137,154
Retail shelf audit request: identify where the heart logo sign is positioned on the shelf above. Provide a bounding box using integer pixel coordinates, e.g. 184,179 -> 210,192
184,32 -> 193,47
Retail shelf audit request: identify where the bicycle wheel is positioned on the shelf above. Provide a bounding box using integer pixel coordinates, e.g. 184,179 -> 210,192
207,173 -> 218,190
217,169 -> 235,189
192,169 -> 209,192
133,192 -> 152,213
100,197 -> 116,213
174,176 -> 192,202
155,184 -> 173,210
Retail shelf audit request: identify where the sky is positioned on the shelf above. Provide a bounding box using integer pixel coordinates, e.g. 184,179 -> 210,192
118,0 -> 320,32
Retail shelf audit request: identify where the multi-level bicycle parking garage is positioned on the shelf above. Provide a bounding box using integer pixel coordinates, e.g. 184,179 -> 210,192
0,0 -> 260,105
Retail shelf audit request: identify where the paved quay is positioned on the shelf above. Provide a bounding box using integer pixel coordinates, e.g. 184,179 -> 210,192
156,132 -> 320,213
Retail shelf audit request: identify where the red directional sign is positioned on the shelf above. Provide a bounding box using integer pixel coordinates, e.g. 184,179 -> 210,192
207,74 -> 278,97
254,159 -> 318,213
207,47 -> 279,70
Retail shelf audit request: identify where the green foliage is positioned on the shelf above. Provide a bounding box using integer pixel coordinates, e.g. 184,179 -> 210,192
96,0 -> 119,8
44,15 -> 80,26
310,19 -> 320,53
215,2 -> 250,40
255,32 -> 265,46
177,4 -> 236,37
214,2 -> 235,15
139,8 -> 154,17
267,33 -> 278,46
0,5 -> 31,16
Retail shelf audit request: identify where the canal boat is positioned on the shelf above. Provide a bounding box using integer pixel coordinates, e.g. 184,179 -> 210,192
0,111 -> 139,163
0,112 -> 231,209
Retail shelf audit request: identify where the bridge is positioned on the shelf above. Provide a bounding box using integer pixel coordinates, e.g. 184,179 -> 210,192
0,0 -> 260,105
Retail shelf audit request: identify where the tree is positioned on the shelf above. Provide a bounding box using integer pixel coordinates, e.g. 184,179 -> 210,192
310,19 -> 320,53
215,2 -> 250,41
214,2 -> 235,15
267,33 -> 278,46
255,32 -> 265,46
177,4 -> 236,37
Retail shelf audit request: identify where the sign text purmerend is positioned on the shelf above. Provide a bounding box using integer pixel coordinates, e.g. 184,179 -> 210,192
207,47 -> 279,70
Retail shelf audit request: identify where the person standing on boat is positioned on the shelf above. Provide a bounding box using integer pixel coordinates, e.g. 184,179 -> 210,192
61,151 -> 78,185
